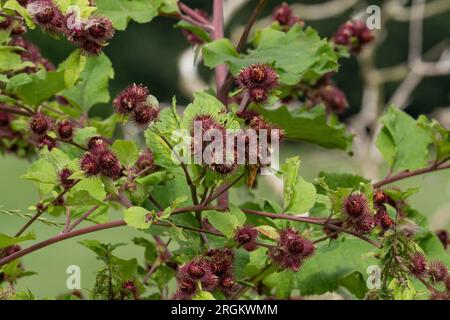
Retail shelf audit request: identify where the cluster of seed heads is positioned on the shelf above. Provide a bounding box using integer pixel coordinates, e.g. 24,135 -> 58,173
22,0 -> 114,55
237,63 -> 279,103
234,225 -> 259,252
373,190 -> 395,232
333,20 -> 374,54
272,2 -> 304,29
300,73 -> 349,114
269,228 -> 315,272
410,253 -> 450,300
342,192 -> 375,234
80,136 -> 122,179
113,84 -> 159,127
190,111 -> 283,176
174,248 -> 236,300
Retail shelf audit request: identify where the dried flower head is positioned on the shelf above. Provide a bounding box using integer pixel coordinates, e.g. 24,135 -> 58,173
375,208 -> 395,231
87,136 -> 108,152
219,275 -> 236,296
319,85 -> 348,114
58,167 -> 74,189
173,278 -> 196,300
234,225 -> 258,251
333,20 -> 374,54
80,152 -> 100,176
113,84 -> 149,115
353,213 -> 375,234
238,63 -> 279,91
96,149 -> 122,179
132,104 -> 159,127
429,261 -> 448,283
27,0 -> 64,32
85,16 -> 114,43
178,258 -> 218,292
29,113 -> 52,136
135,149 -> 155,174
206,248 -> 234,277
343,193 -> 369,219
37,135 -> 56,150
410,253 -> 427,277
436,230 -> 449,249
272,2 -> 303,27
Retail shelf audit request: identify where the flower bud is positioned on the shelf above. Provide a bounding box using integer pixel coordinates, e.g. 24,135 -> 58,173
57,120 -> 73,140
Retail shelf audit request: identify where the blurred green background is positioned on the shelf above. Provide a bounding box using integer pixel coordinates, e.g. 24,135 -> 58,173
1,0 -> 449,298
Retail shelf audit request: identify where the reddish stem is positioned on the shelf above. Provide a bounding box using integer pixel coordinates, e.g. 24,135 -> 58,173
373,162 -> 450,188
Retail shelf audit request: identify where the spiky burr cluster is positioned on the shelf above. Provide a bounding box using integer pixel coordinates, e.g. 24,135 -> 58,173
22,0 -> 114,55
174,248 -> 236,300
237,63 -> 279,103
333,20 -> 374,54
269,228 -> 315,272
80,136 -> 122,179
113,84 -> 159,127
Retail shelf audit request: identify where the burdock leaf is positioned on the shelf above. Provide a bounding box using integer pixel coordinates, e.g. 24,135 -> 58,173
258,105 -> 353,151
376,106 -> 432,172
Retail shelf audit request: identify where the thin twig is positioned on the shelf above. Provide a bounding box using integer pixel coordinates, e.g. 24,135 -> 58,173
373,162 -> 450,188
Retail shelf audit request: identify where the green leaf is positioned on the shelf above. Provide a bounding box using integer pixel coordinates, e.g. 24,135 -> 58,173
417,115 -> 450,163
418,232 -> 450,266
263,271 -> 294,299
3,0 -> 35,28
258,105 -> 353,151
281,157 -> 316,214
96,0 -> 158,30
144,129 -> 177,169
203,25 -> 338,85
159,195 -> 188,220
136,171 -> 170,186
0,51 -> 34,73
203,39 -> 238,68
111,140 -> 139,169
0,232 -> 35,249
61,53 -> 114,111
376,106 -> 432,172
73,126 -> 97,146
388,278 -> 416,300
8,70 -> 65,106
67,177 -> 106,205
244,247 -> 269,277
205,207 -> 246,238
295,239 -> 378,297
59,49 -> 87,88
317,172 -> 370,192
193,290 -> 215,300
124,206 -> 152,230
54,0 -> 96,18
175,20 -> 211,43
180,92 -> 226,131
79,240 -> 126,257
21,158 -> 57,186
